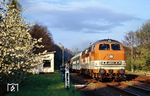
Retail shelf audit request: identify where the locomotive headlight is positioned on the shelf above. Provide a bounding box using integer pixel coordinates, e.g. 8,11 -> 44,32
109,54 -> 114,59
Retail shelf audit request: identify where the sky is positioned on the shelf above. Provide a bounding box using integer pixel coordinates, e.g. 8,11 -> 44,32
20,0 -> 150,50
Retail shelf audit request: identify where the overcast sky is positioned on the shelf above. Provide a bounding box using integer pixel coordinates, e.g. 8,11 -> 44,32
20,0 -> 150,50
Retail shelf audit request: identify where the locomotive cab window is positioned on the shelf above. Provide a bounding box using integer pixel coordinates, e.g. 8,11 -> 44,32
111,44 -> 121,50
99,44 -> 110,50
43,60 -> 51,67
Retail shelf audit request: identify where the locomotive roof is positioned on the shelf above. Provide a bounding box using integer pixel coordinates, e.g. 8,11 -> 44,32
92,39 -> 121,45
82,39 -> 122,52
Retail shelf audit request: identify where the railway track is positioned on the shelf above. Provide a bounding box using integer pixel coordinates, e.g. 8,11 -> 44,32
71,73 -> 150,96
106,82 -> 150,96
88,80 -> 150,96
81,80 -> 140,96
106,83 -> 139,96
123,81 -> 150,91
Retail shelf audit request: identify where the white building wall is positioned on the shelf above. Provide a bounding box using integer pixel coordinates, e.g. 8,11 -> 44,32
31,52 -> 55,74
42,53 -> 54,73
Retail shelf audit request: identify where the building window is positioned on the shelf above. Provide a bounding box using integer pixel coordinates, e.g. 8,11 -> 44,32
43,60 -> 51,67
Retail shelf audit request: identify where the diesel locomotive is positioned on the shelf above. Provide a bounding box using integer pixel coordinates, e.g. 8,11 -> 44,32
70,39 -> 126,81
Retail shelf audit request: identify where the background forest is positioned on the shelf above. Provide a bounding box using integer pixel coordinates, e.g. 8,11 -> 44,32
124,21 -> 150,72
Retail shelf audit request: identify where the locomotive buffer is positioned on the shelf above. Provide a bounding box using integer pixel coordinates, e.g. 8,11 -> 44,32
65,65 -> 70,89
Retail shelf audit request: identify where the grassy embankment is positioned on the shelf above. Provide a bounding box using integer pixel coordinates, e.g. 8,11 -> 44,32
6,72 -> 80,96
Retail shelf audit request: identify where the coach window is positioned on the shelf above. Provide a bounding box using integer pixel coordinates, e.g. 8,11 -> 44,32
111,44 -> 121,50
99,44 -> 110,50
43,60 -> 51,67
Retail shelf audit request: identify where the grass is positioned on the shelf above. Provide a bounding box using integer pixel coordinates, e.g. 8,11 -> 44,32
6,72 -> 80,96
126,70 -> 150,76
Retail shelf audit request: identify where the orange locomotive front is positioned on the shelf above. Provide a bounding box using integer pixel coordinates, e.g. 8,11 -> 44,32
70,39 -> 126,81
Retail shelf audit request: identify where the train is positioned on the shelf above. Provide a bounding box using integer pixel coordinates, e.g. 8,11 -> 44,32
69,39 -> 126,81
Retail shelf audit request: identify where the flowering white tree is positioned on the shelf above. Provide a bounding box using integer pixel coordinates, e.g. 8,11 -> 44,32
0,0 -> 43,84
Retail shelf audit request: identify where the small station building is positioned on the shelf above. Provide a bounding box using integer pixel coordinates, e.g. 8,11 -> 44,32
31,52 -> 55,74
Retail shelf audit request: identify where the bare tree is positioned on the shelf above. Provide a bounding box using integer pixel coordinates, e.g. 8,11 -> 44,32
123,31 -> 137,72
